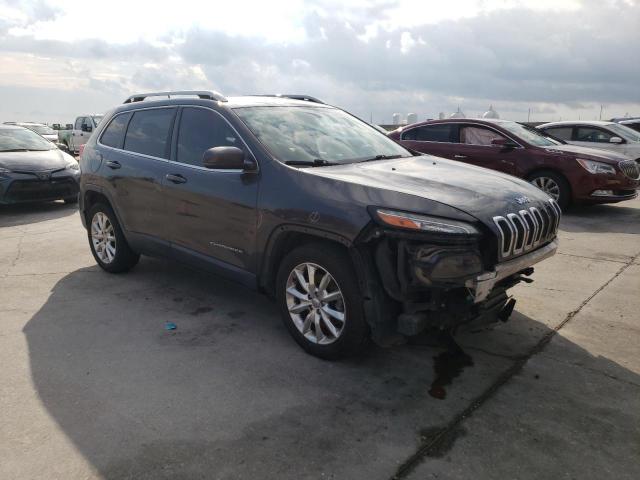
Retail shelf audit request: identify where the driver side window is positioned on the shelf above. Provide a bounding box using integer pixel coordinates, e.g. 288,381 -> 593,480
576,127 -> 612,143
176,108 -> 242,167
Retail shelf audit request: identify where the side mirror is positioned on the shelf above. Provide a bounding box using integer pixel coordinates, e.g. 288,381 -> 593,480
203,146 -> 255,170
81,124 -> 92,133
609,136 -> 623,144
56,143 -> 71,154
491,138 -> 518,149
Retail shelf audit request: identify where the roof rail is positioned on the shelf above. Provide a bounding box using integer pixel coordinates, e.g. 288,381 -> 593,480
250,94 -> 325,104
123,90 -> 227,104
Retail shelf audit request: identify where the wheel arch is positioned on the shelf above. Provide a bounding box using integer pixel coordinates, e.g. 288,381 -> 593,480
259,225 -> 352,296
525,167 -> 574,200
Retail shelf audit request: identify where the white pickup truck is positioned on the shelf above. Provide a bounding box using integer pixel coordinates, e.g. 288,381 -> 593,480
58,114 -> 104,154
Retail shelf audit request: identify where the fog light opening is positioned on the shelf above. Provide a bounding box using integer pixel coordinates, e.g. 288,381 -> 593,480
591,189 -> 614,197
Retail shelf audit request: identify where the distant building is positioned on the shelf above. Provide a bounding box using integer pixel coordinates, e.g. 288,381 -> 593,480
450,107 -> 465,119
392,113 -> 401,125
482,105 -> 500,119
407,113 -> 417,124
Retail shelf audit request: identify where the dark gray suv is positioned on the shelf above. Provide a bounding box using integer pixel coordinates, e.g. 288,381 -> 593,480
79,91 -> 560,359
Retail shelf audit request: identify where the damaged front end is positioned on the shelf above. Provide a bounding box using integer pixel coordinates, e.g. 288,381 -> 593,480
354,207 -> 557,345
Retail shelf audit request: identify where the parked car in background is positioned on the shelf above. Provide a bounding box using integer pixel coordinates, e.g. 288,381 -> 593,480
80,90 -> 561,359
389,119 -> 639,209
3,122 -> 59,143
57,115 -> 104,154
0,125 -> 80,204
537,121 -> 640,163
612,117 -> 640,134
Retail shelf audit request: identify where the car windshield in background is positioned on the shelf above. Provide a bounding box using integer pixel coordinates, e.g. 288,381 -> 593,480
30,125 -> 56,135
93,115 -> 104,126
608,123 -> 640,142
234,106 -> 411,165
500,121 -> 557,147
0,128 -> 56,152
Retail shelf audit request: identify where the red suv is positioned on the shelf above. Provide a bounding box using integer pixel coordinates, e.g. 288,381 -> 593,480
389,119 -> 639,209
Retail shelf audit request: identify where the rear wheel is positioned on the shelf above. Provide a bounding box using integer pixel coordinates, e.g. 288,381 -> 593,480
87,203 -> 139,273
528,171 -> 571,210
276,243 -> 369,360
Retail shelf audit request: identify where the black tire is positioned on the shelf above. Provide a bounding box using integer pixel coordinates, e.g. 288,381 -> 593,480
87,202 -> 139,273
528,170 -> 571,210
276,242 -> 369,360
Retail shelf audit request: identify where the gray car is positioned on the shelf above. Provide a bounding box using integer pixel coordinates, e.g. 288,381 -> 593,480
0,125 -> 80,205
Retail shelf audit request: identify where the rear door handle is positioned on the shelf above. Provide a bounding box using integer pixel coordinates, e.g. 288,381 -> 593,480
166,173 -> 187,184
105,160 -> 121,169
454,154 -> 467,159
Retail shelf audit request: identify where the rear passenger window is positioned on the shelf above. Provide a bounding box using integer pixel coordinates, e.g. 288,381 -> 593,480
124,108 -> 175,159
100,113 -> 131,149
544,127 -> 572,141
74,117 -> 84,130
402,124 -> 452,142
176,107 -> 241,166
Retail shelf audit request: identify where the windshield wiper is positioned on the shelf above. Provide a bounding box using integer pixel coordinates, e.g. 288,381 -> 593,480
357,154 -> 405,163
285,159 -> 338,167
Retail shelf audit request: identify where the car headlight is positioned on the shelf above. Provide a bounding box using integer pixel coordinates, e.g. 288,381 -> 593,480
373,208 -> 480,235
576,159 -> 616,175
66,162 -> 80,171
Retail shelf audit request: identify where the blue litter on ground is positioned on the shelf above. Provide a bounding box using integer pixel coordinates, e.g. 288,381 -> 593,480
165,322 -> 177,330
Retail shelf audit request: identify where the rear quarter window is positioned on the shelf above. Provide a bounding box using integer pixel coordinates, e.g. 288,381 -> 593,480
543,127 -> 573,141
99,113 -> 132,149
123,108 -> 176,159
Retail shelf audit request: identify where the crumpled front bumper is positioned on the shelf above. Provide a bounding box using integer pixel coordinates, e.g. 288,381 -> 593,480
466,240 -> 558,303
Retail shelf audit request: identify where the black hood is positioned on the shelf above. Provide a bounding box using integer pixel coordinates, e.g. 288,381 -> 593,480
0,149 -> 72,172
543,144 -> 628,163
305,155 -> 554,226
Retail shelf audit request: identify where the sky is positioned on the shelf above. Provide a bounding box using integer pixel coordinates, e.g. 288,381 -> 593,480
0,0 -> 638,124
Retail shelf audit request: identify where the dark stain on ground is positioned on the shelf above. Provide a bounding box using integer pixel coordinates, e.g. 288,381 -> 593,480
429,333 -> 474,400
419,426 -> 467,458
227,310 -> 246,319
172,297 -> 183,303
190,306 -> 213,316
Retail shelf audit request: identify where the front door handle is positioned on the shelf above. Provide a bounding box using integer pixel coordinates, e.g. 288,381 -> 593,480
166,173 -> 187,184
105,160 -> 121,169
454,154 -> 467,159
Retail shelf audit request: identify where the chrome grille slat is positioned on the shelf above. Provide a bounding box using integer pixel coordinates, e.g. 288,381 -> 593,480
492,199 -> 561,260
619,160 -> 640,180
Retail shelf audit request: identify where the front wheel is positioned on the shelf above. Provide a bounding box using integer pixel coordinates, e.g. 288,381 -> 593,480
276,243 -> 369,360
528,171 -> 571,210
87,203 -> 139,273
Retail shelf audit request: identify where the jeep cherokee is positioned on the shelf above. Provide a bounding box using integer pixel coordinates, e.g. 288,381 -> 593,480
79,91 -> 560,360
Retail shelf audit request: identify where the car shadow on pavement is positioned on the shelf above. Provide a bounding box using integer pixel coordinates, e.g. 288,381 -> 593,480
20,259 -> 640,479
562,203 -> 640,234
0,201 -> 77,228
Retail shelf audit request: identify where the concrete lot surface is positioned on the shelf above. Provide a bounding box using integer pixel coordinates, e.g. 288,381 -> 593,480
1,198 -> 639,479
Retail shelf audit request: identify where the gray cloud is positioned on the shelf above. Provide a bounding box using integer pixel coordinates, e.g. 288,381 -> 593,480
0,0 -> 639,123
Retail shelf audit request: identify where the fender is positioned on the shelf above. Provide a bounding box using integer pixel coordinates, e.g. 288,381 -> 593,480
259,223 -> 353,291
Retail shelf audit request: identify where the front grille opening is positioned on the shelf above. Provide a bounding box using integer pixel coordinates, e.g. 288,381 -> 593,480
496,218 -> 512,255
531,209 -> 544,243
510,216 -> 526,251
521,211 -> 536,247
539,207 -> 552,239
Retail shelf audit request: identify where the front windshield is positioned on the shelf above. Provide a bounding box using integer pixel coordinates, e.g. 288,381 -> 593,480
92,115 -> 104,126
234,106 -> 411,165
499,121 -> 558,147
29,125 -> 56,135
0,128 -> 56,152
607,123 -> 640,142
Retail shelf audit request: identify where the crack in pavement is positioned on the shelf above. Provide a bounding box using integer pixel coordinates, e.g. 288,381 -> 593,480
390,251 -> 640,480
556,251 -> 630,264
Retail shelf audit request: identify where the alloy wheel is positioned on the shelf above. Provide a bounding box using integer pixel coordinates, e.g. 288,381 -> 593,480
531,177 -> 560,201
91,212 -> 116,264
285,262 -> 346,345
